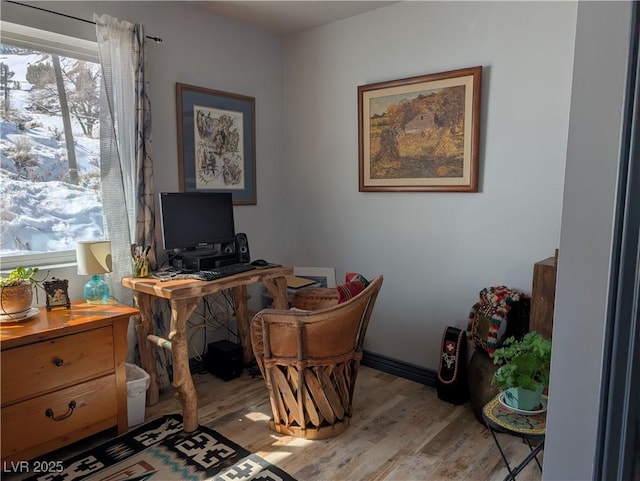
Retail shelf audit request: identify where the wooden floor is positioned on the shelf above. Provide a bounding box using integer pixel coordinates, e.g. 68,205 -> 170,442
10,366 -> 544,481
144,365 -> 543,481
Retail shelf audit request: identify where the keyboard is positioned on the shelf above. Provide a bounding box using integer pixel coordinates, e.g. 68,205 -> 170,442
153,263 -> 256,282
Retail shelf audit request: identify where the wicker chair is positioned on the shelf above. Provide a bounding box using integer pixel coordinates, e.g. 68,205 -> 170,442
250,275 -> 383,439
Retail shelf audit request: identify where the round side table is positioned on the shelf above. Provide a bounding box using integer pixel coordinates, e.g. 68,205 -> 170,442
482,393 -> 546,481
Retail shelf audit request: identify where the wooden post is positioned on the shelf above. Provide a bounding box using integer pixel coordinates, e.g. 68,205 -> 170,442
232,285 -> 252,365
134,292 -> 160,405
147,334 -> 172,350
263,276 -> 289,309
530,253 -> 558,339
169,297 -> 201,432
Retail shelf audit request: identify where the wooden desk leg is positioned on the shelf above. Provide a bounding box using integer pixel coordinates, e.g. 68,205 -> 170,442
134,292 -> 159,406
231,285 -> 252,365
263,276 -> 288,309
169,297 -> 201,432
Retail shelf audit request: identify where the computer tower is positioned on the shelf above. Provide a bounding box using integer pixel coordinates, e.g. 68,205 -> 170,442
206,340 -> 243,381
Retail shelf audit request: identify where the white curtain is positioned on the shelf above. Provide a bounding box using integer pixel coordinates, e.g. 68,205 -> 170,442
94,14 -> 137,305
95,14 -> 170,389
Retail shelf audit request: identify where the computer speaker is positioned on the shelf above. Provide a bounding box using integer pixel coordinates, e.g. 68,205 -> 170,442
221,240 -> 236,255
236,232 -> 250,263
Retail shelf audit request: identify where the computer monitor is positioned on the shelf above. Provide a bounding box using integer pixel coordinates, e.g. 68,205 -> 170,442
159,192 -> 235,252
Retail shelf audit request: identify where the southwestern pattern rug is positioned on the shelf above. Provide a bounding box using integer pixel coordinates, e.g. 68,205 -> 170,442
25,414 -> 296,481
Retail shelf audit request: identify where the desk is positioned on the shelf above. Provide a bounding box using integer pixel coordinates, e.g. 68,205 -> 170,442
122,265 -> 293,432
482,393 -> 546,481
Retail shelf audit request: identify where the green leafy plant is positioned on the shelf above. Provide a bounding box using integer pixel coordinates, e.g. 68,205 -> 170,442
0,266 -> 43,288
492,331 -> 552,391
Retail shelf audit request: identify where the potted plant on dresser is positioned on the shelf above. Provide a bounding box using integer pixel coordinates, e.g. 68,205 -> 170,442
492,331 -> 552,411
0,267 -> 43,317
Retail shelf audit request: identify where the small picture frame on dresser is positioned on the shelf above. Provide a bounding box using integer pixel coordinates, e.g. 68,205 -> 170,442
43,278 -> 71,310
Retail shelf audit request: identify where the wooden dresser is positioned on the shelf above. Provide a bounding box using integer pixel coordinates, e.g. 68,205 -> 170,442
0,301 -> 138,462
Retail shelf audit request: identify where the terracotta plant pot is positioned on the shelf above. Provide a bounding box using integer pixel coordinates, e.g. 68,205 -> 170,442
0,283 -> 33,314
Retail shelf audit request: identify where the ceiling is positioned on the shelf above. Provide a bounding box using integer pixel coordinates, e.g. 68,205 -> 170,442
199,1 -> 398,35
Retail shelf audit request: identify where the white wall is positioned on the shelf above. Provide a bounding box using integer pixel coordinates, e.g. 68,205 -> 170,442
282,1 -> 577,368
4,2 -> 583,375
544,2 -> 634,479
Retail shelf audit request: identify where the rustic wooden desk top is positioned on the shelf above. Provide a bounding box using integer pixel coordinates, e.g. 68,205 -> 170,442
0,300 -> 139,349
121,265 -> 293,300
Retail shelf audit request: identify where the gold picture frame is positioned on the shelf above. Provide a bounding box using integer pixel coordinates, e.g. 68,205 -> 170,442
358,66 -> 482,192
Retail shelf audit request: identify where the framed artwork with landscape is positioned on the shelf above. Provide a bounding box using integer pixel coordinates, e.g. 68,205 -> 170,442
176,83 -> 256,205
358,66 -> 482,192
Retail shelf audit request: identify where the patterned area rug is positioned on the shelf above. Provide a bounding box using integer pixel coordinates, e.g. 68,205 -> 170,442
25,414 -> 296,481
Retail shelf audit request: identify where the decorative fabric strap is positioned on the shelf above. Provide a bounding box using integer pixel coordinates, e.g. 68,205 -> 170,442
437,326 -> 465,384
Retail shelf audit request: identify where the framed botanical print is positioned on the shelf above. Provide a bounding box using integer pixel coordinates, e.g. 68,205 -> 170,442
176,83 -> 256,205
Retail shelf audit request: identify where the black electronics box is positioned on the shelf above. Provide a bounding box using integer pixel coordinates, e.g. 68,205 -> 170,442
181,252 -> 237,271
206,340 -> 243,381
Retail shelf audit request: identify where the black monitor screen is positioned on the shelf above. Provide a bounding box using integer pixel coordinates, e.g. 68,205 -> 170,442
159,192 -> 235,251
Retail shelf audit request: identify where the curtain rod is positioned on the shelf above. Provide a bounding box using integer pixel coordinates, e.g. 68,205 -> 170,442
5,0 -> 163,43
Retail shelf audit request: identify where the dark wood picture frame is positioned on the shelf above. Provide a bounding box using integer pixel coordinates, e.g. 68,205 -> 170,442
176,82 -> 256,205
43,277 -> 70,310
358,66 -> 482,192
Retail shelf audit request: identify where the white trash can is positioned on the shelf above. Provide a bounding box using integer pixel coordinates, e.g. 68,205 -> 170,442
126,363 -> 150,427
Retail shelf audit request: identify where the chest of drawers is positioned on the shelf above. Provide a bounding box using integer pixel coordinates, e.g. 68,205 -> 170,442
0,301 -> 138,462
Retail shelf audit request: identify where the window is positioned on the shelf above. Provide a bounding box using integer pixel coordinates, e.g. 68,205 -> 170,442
0,22 -> 103,269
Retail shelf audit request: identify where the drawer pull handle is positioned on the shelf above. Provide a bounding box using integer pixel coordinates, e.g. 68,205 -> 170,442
45,401 -> 76,421
53,357 -> 64,367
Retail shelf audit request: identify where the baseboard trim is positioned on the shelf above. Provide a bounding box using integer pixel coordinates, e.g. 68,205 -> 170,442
362,350 -> 436,387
